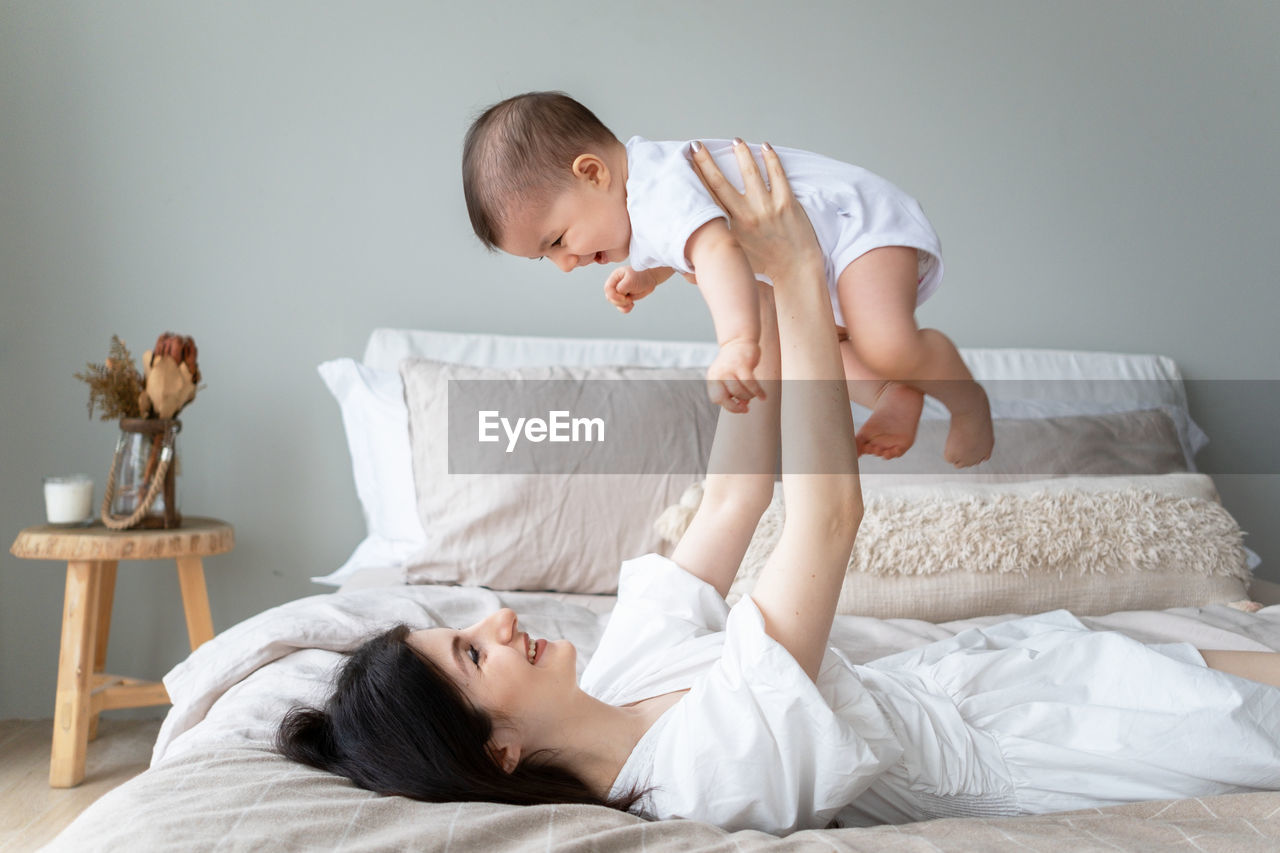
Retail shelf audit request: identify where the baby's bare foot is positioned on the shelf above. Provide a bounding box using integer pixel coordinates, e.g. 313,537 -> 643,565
855,382 -> 924,460
944,383 -> 994,468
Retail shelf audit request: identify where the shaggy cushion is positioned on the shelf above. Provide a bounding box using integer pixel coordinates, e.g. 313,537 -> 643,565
655,474 -> 1251,620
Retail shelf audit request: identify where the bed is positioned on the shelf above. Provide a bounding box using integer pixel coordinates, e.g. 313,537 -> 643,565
48,329 -> 1280,852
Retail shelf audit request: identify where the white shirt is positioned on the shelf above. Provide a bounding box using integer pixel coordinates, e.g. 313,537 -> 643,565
580,553 -> 902,834
624,137 -> 945,327
582,554 -> 1280,835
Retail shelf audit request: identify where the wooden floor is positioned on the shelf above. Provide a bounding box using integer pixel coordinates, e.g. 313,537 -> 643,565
0,718 -> 161,852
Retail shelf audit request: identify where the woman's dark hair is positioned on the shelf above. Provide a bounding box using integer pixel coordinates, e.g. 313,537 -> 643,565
276,624 -> 642,810
462,90 -> 619,251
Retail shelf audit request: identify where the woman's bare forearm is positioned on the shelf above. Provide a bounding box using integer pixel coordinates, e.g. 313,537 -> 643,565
671,285 -> 780,597
749,250 -> 861,680
1200,650 -> 1280,688
688,138 -> 861,680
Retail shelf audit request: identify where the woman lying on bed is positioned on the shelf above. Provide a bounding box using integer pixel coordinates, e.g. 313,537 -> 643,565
279,141 -> 1280,835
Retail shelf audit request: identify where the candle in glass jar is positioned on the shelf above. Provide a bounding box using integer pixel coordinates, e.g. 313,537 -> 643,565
44,475 -> 94,525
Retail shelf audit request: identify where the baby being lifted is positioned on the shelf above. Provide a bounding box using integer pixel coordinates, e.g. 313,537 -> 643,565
462,91 -> 993,466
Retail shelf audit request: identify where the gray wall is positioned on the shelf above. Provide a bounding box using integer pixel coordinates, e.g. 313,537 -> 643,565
2,1 -> 1277,718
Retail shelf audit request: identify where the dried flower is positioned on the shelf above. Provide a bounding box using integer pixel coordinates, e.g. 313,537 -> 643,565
76,332 -> 204,421
151,332 -> 200,385
139,332 -> 201,419
74,336 -> 144,420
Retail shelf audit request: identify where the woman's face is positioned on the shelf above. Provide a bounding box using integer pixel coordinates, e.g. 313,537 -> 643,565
407,608 -> 577,726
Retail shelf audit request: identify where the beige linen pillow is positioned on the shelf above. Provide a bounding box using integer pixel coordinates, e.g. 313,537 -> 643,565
655,473 -> 1251,621
400,358 -> 717,593
857,407 -> 1188,481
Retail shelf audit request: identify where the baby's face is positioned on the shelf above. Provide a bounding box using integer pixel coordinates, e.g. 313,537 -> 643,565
498,180 -> 631,273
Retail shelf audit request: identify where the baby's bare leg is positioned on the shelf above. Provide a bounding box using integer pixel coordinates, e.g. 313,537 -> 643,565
1199,650 -> 1280,689
837,247 -> 993,468
839,336 -> 923,460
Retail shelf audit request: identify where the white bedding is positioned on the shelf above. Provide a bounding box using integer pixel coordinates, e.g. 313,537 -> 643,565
153,578 -> 1280,769
38,572 -> 1275,851
317,332 -> 1217,588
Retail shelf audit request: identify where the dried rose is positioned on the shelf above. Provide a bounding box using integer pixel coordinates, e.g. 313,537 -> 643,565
139,353 -> 196,419
152,332 -> 200,385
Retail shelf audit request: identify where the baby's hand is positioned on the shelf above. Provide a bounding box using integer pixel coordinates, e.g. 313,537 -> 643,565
604,266 -> 658,314
707,338 -> 765,413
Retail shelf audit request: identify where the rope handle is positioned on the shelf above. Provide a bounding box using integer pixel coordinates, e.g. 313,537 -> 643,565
100,423 -> 179,529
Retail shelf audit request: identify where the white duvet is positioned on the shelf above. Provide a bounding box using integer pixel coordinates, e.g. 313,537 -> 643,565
154,581 -> 1280,773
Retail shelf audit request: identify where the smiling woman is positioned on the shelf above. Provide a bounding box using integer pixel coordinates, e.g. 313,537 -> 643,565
277,622 -> 646,809
277,139 -> 1280,836
402,608 -> 667,789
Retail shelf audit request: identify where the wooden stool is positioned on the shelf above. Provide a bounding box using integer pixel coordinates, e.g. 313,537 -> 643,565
10,517 -> 234,787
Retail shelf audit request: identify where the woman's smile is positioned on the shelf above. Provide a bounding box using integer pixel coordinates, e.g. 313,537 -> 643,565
524,633 -> 548,665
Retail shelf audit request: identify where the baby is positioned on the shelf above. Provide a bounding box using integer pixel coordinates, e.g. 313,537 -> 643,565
462,92 -> 993,466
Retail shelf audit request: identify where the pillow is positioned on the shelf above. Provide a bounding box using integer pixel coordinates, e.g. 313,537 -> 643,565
313,336 -> 723,586
400,358 -> 718,593
368,330 -> 1208,464
320,328 -> 1210,586
655,473 -> 1251,622
858,407 -> 1189,480
363,328 -> 720,372
313,359 -> 427,584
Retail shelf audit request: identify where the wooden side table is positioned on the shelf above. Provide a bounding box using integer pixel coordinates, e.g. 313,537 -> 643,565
10,517 -> 234,787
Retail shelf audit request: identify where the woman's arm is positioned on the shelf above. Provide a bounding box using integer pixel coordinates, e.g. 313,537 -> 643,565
1199,649 -> 1280,688
670,283 -> 780,598
690,140 -> 862,681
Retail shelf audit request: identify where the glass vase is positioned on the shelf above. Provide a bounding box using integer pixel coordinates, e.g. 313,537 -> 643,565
105,418 -> 182,529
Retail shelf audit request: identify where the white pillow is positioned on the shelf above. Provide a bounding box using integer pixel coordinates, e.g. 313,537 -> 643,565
368,330 -> 1208,463
362,327 -> 720,372
313,359 -> 426,584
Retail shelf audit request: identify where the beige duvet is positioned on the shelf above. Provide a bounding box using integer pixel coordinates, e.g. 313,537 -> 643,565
49,584 -> 1280,852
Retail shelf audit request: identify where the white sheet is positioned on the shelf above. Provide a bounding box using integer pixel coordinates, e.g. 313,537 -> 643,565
153,582 -> 1280,770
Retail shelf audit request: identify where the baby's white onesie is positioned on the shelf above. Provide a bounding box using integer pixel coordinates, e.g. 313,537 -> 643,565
624,137 -> 944,329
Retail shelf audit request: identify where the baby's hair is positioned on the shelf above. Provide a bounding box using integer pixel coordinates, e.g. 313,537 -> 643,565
462,91 -> 619,251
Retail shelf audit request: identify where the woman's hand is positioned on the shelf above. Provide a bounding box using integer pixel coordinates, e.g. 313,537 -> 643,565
688,139 -> 823,282
690,138 -> 861,683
